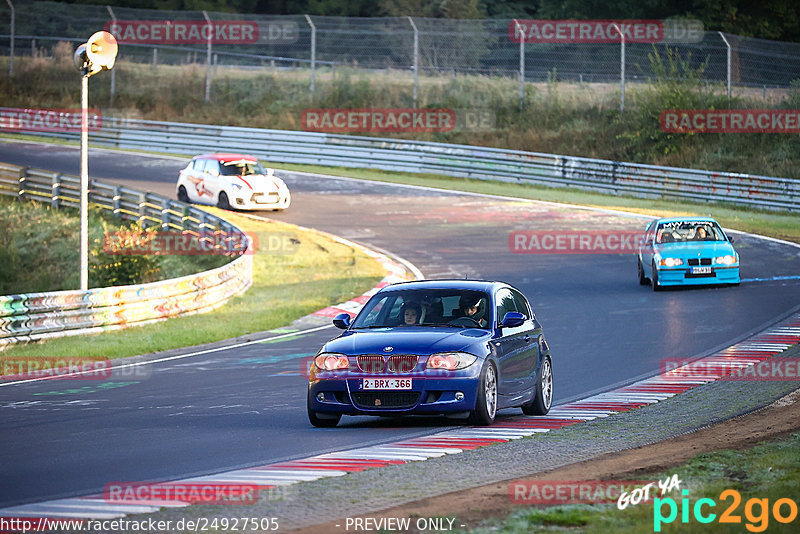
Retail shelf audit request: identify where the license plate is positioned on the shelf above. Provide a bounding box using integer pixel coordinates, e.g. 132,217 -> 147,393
692,266 -> 712,274
362,378 -> 412,390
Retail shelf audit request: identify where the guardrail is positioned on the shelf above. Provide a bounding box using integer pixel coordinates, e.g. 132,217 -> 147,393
0,162 -> 253,346
4,112 -> 797,211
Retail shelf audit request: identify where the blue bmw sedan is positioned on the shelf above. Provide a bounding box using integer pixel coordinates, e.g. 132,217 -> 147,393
637,217 -> 740,291
307,280 -> 553,427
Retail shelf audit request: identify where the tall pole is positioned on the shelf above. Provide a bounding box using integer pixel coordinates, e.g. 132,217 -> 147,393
407,16 -> 419,108
80,74 -> 89,290
202,10 -> 212,102
106,6 -> 116,103
514,19 -> 524,110
612,23 -> 625,113
304,14 -> 316,101
718,31 -> 732,101
6,0 -> 13,77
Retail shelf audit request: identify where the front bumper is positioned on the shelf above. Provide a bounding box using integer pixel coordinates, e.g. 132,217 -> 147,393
656,265 -> 740,286
308,364 -> 483,416
232,190 -> 291,210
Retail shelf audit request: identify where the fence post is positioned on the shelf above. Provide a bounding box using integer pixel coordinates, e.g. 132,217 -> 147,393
513,19 -> 525,111
202,10 -> 212,102
152,47 -> 157,71
51,172 -> 61,209
106,5 -> 117,104
161,198 -> 170,230
407,16 -> 419,108
139,191 -> 148,226
6,0 -> 14,77
112,185 -> 121,218
304,14 -> 316,101
718,31 -> 732,101
612,23 -> 625,113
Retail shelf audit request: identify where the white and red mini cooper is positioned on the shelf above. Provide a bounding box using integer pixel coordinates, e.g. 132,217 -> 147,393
177,153 -> 291,211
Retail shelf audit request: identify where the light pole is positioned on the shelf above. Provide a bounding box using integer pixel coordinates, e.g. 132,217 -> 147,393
73,31 -> 118,291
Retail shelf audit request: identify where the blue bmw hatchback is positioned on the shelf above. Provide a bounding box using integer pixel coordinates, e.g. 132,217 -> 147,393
307,280 -> 553,427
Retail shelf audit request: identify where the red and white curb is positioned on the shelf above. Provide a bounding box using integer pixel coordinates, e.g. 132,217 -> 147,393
2,313 -> 798,522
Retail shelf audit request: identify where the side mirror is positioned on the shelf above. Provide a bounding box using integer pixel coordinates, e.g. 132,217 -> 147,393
728,236 -> 735,244
333,313 -> 351,330
499,311 -> 526,328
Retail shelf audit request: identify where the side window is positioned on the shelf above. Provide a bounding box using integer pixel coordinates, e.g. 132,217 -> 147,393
495,289 -> 517,325
203,159 -> 220,175
192,159 -> 204,171
510,289 -> 530,319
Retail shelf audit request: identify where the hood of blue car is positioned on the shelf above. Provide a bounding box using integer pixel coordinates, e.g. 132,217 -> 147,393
323,327 -> 490,356
654,241 -> 736,258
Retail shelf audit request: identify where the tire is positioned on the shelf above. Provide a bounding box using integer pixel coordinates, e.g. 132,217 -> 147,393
638,258 -> 649,285
217,191 -> 231,210
177,185 -> 189,203
652,261 -> 663,292
307,394 -> 341,428
522,357 -> 553,416
469,361 -> 497,426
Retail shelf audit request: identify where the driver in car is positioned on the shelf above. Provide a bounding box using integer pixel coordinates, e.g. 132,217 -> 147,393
455,295 -> 488,328
401,302 -> 422,325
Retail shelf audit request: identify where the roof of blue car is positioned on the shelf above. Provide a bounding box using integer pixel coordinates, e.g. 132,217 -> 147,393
381,279 -> 503,292
655,216 -> 720,224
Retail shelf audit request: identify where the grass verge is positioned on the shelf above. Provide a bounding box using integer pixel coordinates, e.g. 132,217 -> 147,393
465,431 -> 800,533
0,208 -> 386,362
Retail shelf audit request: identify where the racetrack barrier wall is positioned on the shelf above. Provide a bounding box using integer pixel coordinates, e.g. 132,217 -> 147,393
5,113 -> 797,212
0,162 -> 253,347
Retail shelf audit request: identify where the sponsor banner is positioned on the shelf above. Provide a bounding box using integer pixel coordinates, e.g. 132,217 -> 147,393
662,358 -> 800,381
660,109 -> 800,133
510,480 -> 651,504
0,107 -> 102,133
104,483 -> 258,505
104,20 -> 259,44
509,230 -> 643,254
301,108 -> 457,133
1,356 -> 112,381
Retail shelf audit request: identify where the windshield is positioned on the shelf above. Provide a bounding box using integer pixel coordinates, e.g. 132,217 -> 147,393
220,160 -> 266,176
656,221 -> 726,244
351,289 -> 491,329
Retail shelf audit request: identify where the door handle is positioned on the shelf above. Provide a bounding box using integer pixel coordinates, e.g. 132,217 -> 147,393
524,335 -> 531,343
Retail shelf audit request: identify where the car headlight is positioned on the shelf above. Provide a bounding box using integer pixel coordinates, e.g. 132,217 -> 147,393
659,257 -> 684,267
314,353 -> 349,371
426,352 -> 478,370
714,255 -> 738,265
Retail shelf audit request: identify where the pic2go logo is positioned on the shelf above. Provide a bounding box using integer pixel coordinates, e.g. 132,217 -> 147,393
653,489 -> 799,532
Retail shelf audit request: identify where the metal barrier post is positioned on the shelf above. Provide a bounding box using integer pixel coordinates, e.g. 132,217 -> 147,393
202,10 -> 212,102
719,31 -> 732,101
51,172 -> 61,209
106,6 -> 117,103
112,185 -> 121,217
513,19 -> 525,111
304,14 -> 316,101
407,16 -> 419,108
152,47 -> 157,71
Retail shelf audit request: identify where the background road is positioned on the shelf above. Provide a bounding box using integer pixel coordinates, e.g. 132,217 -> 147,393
1,140 -> 799,507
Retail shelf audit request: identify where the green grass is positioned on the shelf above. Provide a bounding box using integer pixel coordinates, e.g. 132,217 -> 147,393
465,432 -> 800,533
1,208 -> 386,361
0,195 -> 228,293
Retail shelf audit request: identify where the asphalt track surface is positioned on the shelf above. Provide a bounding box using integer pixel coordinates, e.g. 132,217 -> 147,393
1,140 -> 799,507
